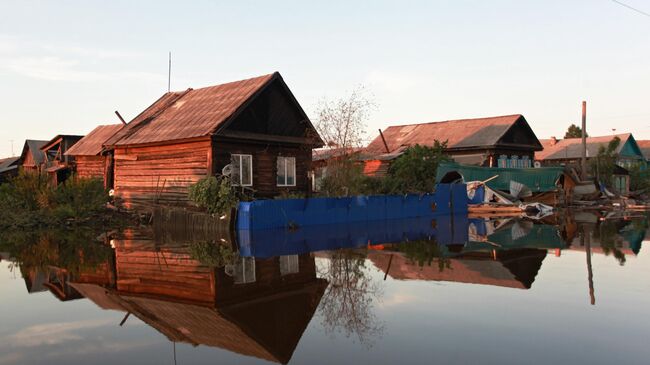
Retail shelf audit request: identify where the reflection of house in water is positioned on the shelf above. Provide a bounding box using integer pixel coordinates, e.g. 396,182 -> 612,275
66,230 -> 328,364
369,249 -> 547,290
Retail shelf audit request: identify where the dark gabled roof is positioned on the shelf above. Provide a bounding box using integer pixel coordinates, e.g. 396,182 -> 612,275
0,156 -> 20,173
365,114 -> 542,154
536,133 -> 639,161
106,73 -> 298,147
19,140 -> 48,165
40,135 -> 84,152
65,124 -> 123,156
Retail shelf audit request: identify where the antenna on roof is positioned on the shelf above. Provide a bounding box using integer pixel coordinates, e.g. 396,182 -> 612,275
168,51 -> 172,93
115,111 -> 127,125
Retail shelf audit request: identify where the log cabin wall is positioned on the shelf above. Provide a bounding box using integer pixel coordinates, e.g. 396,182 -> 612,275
74,156 -> 105,180
113,139 -> 211,210
212,140 -> 311,198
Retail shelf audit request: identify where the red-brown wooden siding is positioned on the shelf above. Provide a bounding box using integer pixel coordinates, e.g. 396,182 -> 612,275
113,139 -> 211,209
75,156 -> 106,180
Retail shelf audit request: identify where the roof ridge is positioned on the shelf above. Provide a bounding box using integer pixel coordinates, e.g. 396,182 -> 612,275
175,72 -> 276,93
382,114 -> 523,129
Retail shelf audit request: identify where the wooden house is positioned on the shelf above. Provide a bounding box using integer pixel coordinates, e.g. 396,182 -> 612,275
536,134 -> 646,195
64,124 -> 122,186
104,72 -> 323,210
636,140 -> 650,164
17,139 -> 48,173
40,134 -> 84,185
362,114 -> 543,177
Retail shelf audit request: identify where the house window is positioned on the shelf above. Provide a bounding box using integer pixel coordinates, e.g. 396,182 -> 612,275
277,156 -> 296,186
280,255 -> 299,275
511,155 -> 519,168
233,257 -> 256,284
522,156 -> 531,168
231,154 -> 253,186
498,155 -> 507,168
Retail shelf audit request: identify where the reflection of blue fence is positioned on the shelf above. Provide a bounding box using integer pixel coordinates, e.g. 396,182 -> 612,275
236,183 -> 468,230
238,215 -> 469,258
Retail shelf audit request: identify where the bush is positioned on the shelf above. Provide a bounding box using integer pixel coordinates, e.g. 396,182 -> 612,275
384,142 -> 450,194
189,241 -> 238,268
188,175 -> 239,215
0,172 -> 110,229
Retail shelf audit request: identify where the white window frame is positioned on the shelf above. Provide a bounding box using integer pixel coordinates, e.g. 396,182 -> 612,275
280,255 -> 300,276
233,257 -> 256,284
277,156 -> 296,187
231,154 -> 253,187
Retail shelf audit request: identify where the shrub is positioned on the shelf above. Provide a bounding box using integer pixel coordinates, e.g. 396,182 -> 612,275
188,175 -> 239,215
189,241 -> 238,268
384,142 -> 450,194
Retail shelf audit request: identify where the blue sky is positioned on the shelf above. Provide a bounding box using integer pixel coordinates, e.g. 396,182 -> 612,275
1,0 -> 649,157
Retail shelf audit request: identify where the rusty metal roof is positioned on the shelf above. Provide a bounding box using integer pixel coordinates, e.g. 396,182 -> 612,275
366,114 -> 537,154
65,124 -> 123,156
106,73 -> 276,147
536,134 -> 633,161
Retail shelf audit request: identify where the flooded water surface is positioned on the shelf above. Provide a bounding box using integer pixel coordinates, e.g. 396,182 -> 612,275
1,212 -> 649,364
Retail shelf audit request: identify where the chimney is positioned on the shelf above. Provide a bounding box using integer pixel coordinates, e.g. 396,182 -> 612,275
550,136 -> 558,146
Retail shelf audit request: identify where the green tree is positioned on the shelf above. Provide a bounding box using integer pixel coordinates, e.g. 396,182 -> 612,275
384,141 -> 451,194
565,124 -> 587,139
591,137 -> 620,187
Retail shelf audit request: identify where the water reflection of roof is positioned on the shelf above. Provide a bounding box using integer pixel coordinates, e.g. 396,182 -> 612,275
71,280 -> 327,364
368,249 -> 547,289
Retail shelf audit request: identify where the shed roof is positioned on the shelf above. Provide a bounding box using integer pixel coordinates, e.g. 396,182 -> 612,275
106,73 -> 280,147
365,114 -> 542,154
536,134 -> 642,161
0,156 -> 20,173
436,162 -> 566,192
65,124 -> 123,156
41,135 -> 84,152
19,140 -> 48,165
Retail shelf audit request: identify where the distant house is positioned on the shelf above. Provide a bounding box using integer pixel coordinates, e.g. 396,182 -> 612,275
536,134 -> 646,168
104,72 -> 323,210
65,124 -> 123,187
536,134 -> 646,194
0,156 -> 20,183
637,140 -> 650,164
363,114 -> 543,176
40,135 -> 84,185
18,139 -> 48,173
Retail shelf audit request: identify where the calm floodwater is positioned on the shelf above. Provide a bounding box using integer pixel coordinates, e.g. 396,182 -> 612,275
1,212 -> 649,365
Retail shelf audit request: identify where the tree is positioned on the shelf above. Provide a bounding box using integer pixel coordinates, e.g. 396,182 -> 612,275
591,136 -> 620,187
384,142 -> 451,194
564,124 -> 587,139
314,85 -> 375,150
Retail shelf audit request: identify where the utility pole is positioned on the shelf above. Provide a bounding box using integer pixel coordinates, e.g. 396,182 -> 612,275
581,101 -> 587,180
168,52 -> 172,93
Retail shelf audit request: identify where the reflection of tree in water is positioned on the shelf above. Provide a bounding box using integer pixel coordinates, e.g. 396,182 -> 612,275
0,228 -> 113,275
397,240 -> 451,271
317,249 -> 384,347
594,220 -> 628,265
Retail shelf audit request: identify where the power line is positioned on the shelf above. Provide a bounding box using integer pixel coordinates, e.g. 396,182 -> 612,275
611,0 -> 650,18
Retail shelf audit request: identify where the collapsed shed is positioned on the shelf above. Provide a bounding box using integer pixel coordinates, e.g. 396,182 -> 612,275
436,162 -> 575,206
40,134 -> 84,185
